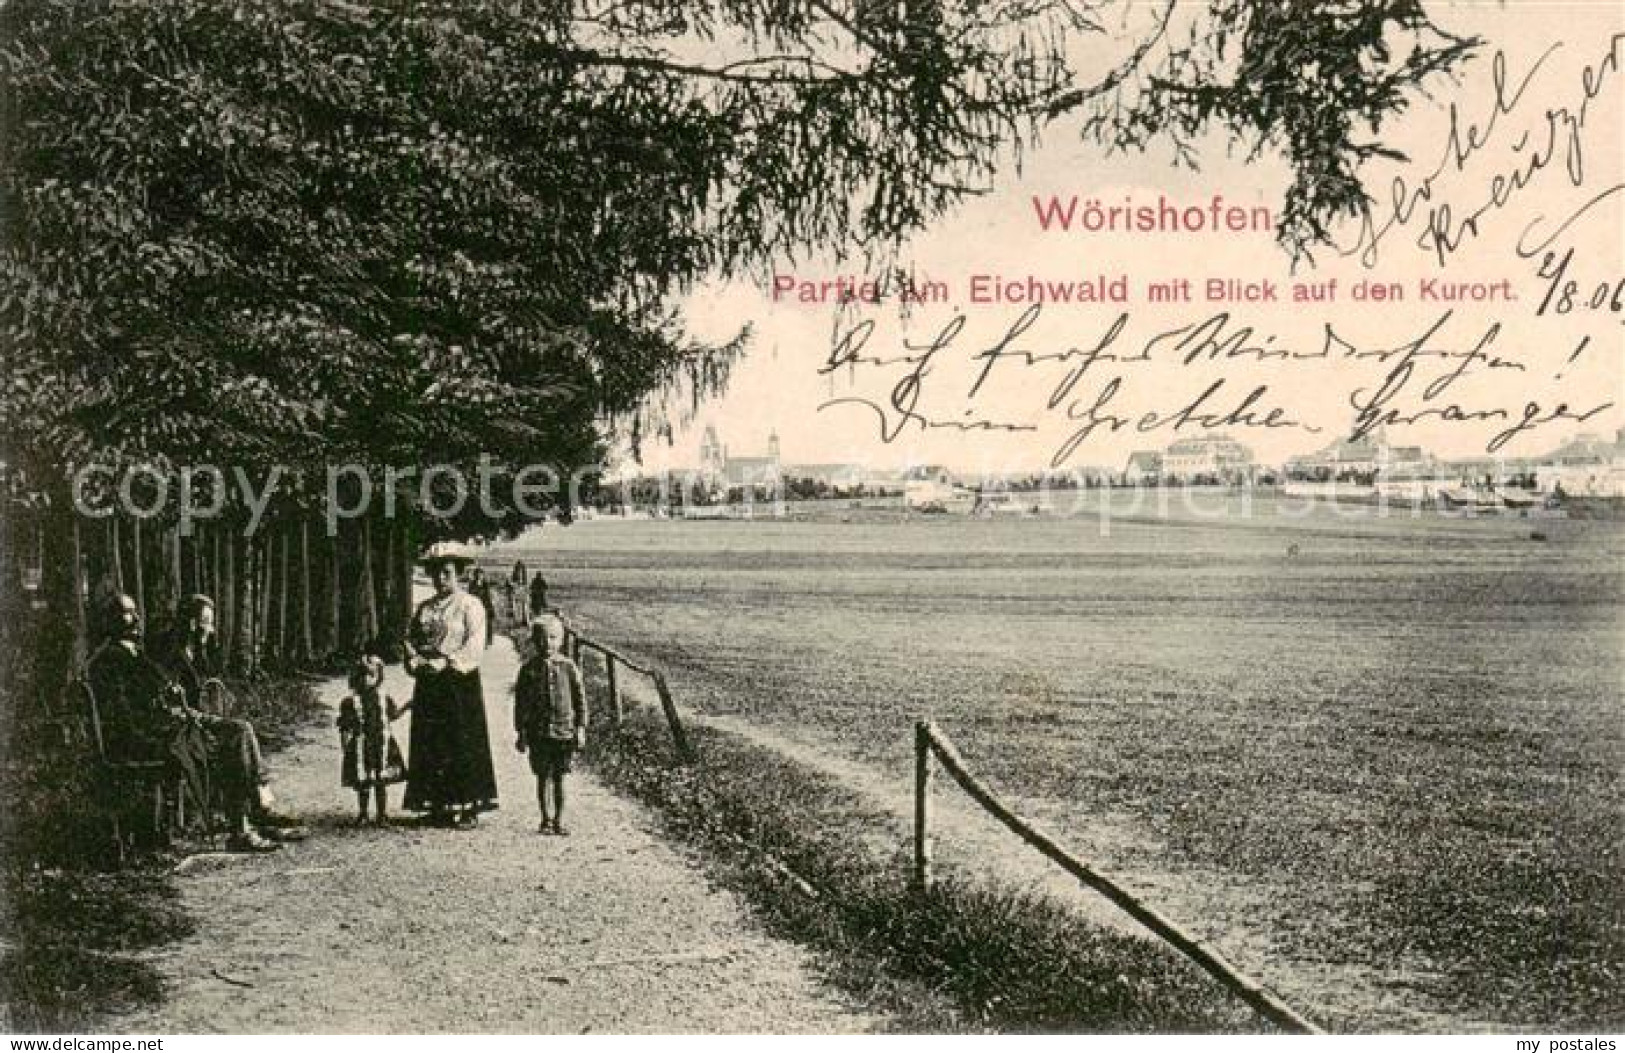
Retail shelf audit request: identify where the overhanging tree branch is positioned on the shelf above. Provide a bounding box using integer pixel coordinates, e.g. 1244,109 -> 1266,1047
1043,0 -> 1175,116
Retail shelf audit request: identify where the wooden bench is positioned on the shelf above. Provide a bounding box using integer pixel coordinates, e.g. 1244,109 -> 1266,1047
74,677 -> 190,864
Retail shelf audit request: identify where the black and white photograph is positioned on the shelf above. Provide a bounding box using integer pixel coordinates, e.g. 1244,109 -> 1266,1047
0,0 -> 1621,1038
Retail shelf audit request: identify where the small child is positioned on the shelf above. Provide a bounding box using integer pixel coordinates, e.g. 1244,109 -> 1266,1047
513,620 -> 587,835
337,654 -> 407,825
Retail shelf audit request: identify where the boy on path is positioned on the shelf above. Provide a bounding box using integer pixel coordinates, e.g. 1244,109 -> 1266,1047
513,620 -> 587,835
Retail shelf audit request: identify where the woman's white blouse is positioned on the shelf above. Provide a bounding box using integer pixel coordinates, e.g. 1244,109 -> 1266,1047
411,589 -> 487,673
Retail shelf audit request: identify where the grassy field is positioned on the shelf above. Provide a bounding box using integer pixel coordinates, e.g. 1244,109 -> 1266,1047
503,496 -> 1623,1031
586,709 -> 1274,1033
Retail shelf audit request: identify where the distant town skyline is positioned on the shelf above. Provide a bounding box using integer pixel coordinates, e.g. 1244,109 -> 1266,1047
623,420 -> 1625,489
625,3 -> 1621,479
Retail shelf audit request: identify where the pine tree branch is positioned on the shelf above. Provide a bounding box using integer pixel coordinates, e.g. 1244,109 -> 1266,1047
1044,0 -> 1175,117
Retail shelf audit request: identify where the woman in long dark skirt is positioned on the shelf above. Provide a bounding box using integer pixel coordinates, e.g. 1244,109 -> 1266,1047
402,543 -> 498,827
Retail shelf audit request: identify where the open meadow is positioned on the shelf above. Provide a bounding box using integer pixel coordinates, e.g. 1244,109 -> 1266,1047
505,495 -> 1624,1030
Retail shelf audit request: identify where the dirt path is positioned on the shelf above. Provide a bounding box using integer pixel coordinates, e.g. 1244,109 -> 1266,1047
107,639 -> 886,1034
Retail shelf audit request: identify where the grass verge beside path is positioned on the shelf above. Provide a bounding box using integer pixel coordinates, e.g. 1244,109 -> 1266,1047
585,706 -> 1271,1034
1,676 -> 325,1032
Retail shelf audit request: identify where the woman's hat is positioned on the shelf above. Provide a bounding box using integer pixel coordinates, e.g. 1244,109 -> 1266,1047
416,541 -> 476,569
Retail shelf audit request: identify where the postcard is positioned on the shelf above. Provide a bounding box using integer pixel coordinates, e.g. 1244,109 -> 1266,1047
1,0 -> 1620,1040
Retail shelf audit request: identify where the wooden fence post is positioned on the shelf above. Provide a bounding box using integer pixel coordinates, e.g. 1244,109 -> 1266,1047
923,723 -> 1323,1034
652,672 -> 694,763
606,654 -> 622,725
914,721 -> 934,893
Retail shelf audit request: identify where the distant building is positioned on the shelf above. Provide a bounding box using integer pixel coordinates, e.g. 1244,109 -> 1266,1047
1160,433 -> 1254,481
902,465 -> 962,508
1447,455 -> 1542,487
1121,451 -> 1162,484
1442,430 -> 1625,494
1285,427 -> 1430,481
782,463 -> 869,490
857,467 -> 907,495
1533,430 -> 1625,496
698,424 -> 726,476
700,425 -> 782,489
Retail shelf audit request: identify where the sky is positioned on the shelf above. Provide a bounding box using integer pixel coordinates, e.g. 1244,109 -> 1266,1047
627,2 -> 1624,477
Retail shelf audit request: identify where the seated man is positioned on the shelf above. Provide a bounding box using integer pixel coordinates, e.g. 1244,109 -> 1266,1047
86,596 -> 211,829
155,594 -> 306,846
153,594 -> 222,713
89,593 -> 299,853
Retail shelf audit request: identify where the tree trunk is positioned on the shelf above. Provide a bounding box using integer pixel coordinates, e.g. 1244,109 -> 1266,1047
354,516 -> 380,650
236,536 -> 251,676
170,522 -> 184,608
269,525 -> 281,662
298,517 -> 314,662
246,536 -> 263,676
110,515 -> 125,595
36,506 -> 81,706
80,514 -> 104,607
251,537 -> 264,675
220,527 -> 236,672
131,517 -> 146,619
276,525 -> 289,664
259,528 -> 275,667
380,516 -> 398,642
192,523 -> 205,599
71,515 -> 88,667
328,523 -> 343,659
248,536 -> 266,675
395,517 -> 415,638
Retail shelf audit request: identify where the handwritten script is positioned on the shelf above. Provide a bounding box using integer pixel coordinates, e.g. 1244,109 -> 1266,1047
1341,34 -> 1623,270
816,305 -> 1612,466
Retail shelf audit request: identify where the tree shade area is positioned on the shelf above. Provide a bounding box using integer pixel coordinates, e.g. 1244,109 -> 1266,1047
0,0 -> 1476,674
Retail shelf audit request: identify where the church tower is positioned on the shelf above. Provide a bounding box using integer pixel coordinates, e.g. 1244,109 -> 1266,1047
700,425 -> 724,478
767,429 -> 781,464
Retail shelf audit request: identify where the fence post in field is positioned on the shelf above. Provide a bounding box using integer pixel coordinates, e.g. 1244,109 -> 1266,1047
914,721 -> 934,893
605,653 -> 622,725
924,723 -> 1323,1034
652,672 -> 694,763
